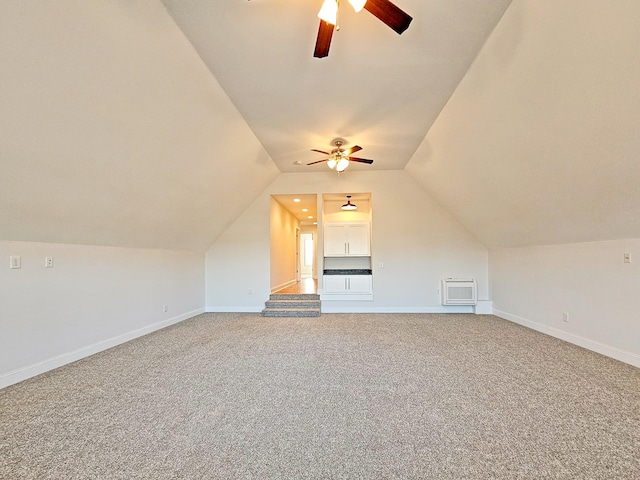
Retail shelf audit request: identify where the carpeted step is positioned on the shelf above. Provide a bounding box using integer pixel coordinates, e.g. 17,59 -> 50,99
261,307 -> 321,317
269,293 -> 320,301
265,299 -> 321,309
261,293 -> 321,317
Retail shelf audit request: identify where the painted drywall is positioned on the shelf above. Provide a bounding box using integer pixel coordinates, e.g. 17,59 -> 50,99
0,241 -> 204,388
206,170 -> 488,312
270,197 -> 300,291
406,0 -> 640,248
205,197 -> 272,312
490,239 -> 640,367
0,0 -> 279,252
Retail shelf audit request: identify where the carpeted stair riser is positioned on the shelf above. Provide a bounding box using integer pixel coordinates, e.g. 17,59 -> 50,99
265,300 -> 321,309
269,293 -> 320,301
262,308 -> 320,317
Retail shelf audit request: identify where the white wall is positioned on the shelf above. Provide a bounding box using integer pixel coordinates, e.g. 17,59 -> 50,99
270,197 -> 300,291
406,0 -> 640,249
0,241 -> 204,388
206,170 -> 488,313
491,239 -> 640,367
0,0 -> 278,252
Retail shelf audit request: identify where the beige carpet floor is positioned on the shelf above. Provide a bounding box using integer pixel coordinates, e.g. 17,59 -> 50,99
1,313 -> 639,479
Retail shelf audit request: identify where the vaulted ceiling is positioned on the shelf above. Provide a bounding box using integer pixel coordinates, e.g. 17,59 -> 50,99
160,0 -> 512,173
1,1 -> 639,252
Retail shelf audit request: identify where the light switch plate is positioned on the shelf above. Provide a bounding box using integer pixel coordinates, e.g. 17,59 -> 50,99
10,256 -> 21,269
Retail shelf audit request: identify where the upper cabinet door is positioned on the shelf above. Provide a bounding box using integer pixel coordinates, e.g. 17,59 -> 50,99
324,222 -> 370,257
345,223 -> 370,256
324,223 -> 348,256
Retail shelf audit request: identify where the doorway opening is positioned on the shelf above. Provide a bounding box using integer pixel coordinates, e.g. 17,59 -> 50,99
300,232 -> 314,279
270,194 -> 318,294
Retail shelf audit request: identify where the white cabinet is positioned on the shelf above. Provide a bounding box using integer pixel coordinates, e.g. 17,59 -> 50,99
323,275 -> 349,294
324,222 -> 370,256
348,275 -> 373,294
323,275 -> 372,294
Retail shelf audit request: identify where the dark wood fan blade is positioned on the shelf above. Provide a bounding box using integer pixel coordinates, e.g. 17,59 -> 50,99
349,157 -> 374,164
307,159 -> 329,165
311,149 -> 331,155
364,0 -> 413,35
342,145 -> 363,156
314,20 -> 334,58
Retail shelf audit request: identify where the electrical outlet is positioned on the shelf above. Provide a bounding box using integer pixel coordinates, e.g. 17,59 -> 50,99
562,312 -> 569,323
163,305 -> 168,313
9,256 -> 21,269
45,257 -> 54,268
248,289 -> 253,295
624,253 -> 631,263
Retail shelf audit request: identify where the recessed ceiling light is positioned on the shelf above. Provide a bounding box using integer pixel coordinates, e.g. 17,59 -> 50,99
308,215 -> 313,219
293,160 -> 303,165
293,198 -> 301,203
302,208 -> 308,212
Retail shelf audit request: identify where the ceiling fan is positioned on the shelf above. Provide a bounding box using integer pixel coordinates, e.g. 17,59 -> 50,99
314,0 -> 413,58
307,140 -> 374,172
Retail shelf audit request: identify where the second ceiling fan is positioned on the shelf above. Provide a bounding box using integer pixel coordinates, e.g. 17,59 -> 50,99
314,0 -> 413,58
307,140 -> 374,172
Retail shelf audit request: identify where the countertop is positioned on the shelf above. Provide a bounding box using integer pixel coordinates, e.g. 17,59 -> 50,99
323,269 -> 372,275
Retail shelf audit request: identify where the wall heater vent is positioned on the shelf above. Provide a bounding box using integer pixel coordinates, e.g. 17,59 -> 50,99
441,278 -> 477,305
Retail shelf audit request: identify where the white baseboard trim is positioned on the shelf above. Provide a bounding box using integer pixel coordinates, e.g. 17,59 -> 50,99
205,306 -> 263,313
321,306 -> 474,314
493,309 -> 640,368
0,308 -> 205,390
271,279 -> 297,294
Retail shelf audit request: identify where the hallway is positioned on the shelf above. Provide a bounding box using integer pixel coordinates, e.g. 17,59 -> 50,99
274,278 -> 318,295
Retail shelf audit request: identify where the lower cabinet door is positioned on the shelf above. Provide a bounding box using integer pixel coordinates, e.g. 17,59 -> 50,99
348,275 -> 372,294
324,275 -> 348,294
323,275 -> 372,294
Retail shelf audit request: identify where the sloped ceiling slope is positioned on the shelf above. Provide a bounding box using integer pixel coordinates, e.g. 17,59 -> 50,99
406,0 -> 640,249
0,1 -> 279,252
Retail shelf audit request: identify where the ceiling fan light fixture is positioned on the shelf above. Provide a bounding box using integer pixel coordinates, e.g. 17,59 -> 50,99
317,0 -> 338,25
348,0 -> 367,12
336,158 -> 350,172
341,195 -> 357,211
308,141 -> 372,170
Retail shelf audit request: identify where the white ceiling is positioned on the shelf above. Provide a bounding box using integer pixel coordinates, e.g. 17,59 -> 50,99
272,193 -> 372,225
160,0 -> 512,173
272,194 -> 318,225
